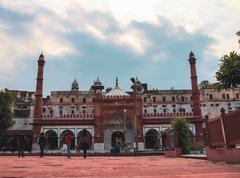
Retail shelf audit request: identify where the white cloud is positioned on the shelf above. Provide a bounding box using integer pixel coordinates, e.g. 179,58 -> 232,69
110,29 -> 150,54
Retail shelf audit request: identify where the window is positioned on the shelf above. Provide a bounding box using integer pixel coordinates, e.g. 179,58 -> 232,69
209,94 -> 213,100
215,103 -> 219,107
173,109 -> 176,113
172,104 -> 176,107
83,97 -> 86,103
222,94 -> 226,99
71,110 -> 74,114
143,97 -> 147,102
228,103 -> 231,106
152,97 -> 156,102
162,105 -> 166,107
60,98 -> 63,103
203,104 -> 206,107
181,96 -> 184,102
236,93 -> 239,99
172,96 -> 175,102
83,110 -> 86,114
71,97 -> 75,103
226,94 -> 230,99
162,96 -> 166,102
210,104 -> 214,107
42,108 -> 46,113
154,109 -> 157,113
59,110 -> 63,115
144,109 -> 147,113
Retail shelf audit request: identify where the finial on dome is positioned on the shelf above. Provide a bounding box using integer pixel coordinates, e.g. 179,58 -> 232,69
116,77 -> 119,87
39,52 -> 44,59
97,76 -> 100,82
189,51 -> 195,57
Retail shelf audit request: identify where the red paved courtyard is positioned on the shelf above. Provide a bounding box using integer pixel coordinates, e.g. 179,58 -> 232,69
0,156 -> 240,178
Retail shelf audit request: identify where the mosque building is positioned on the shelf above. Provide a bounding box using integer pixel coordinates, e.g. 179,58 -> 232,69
2,52 -> 240,152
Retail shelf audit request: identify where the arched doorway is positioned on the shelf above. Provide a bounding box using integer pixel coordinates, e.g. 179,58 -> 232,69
111,131 -> 125,147
60,130 -> 75,149
77,129 -> 92,150
45,130 -> 58,150
145,129 -> 160,149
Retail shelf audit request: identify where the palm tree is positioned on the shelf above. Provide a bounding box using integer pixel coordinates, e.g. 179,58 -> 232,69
215,51 -> 240,90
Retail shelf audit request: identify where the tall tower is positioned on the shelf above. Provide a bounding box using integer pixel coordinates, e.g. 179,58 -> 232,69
188,51 -> 201,118
34,52 -> 45,118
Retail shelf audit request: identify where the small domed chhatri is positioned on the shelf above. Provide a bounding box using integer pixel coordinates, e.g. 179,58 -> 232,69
71,78 -> 79,91
105,77 -> 129,96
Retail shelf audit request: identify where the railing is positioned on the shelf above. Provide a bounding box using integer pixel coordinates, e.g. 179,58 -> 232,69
95,95 -> 141,100
143,112 -> 193,118
42,114 -> 94,119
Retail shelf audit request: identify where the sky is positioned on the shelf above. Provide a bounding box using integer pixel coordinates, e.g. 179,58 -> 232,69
0,0 -> 239,96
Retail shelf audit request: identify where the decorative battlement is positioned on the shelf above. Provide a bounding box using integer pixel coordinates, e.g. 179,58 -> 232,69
143,112 -> 193,119
42,114 -> 94,119
95,94 -> 142,100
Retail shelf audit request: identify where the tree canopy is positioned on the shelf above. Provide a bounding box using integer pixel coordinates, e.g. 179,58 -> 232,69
171,117 -> 190,153
215,51 -> 240,90
0,91 -> 14,134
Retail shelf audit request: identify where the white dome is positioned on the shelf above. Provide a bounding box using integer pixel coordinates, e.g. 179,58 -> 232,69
105,78 -> 129,96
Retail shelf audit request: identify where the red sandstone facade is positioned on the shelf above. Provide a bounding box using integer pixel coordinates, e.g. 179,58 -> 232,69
32,52 -> 205,151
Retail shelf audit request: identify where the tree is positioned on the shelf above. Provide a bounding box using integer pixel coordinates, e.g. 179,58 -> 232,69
0,91 -> 14,134
171,117 -> 190,153
237,31 -> 240,46
215,51 -> 240,91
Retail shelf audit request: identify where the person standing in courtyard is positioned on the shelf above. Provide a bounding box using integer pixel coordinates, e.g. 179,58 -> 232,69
17,135 -> 25,157
81,133 -> 89,159
38,132 -> 46,157
76,138 -> 81,154
65,131 -> 73,158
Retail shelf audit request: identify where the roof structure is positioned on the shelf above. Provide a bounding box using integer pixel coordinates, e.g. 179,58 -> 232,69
105,77 -> 130,97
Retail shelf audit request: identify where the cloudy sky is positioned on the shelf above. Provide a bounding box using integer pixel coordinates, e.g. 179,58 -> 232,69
0,0 -> 239,96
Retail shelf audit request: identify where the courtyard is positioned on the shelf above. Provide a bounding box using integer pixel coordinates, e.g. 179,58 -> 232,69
0,156 -> 239,177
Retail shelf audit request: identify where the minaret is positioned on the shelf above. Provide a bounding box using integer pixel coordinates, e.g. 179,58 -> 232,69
188,51 -> 201,118
34,52 -> 45,118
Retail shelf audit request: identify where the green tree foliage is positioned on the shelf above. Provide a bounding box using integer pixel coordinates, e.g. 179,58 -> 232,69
236,31 -> 240,37
0,91 -> 14,134
215,51 -> 240,90
171,117 -> 190,153
237,31 -> 240,45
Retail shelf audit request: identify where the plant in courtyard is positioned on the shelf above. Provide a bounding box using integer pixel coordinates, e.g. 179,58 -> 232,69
0,91 -> 14,134
171,117 -> 190,153
214,51 -> 240,91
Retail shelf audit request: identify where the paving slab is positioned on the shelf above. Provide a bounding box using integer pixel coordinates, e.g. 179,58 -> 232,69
0,156 -> 239,178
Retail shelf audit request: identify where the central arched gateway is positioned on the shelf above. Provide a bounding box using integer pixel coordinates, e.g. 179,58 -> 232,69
111,131 -> 125,147
103,113 -> 134,150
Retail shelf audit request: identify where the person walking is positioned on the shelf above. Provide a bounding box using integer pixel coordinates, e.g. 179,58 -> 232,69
76,138 -> 81,154
38,132 -> 46,157
65,132 -> 73,158
81,134 -> 89,159
17,135 -> 25,157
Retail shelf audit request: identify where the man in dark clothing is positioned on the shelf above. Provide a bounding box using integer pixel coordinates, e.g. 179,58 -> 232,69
38,132 -> 46,157
81,136 -> 89,159
17,135 -> 25,157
